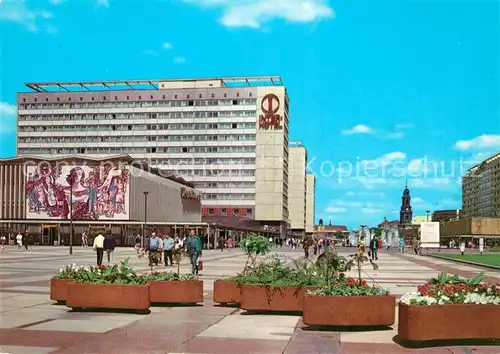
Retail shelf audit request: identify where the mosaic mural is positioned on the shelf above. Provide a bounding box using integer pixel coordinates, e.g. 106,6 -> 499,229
25,164 -> 130,220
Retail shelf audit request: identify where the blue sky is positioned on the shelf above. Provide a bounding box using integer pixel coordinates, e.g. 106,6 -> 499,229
0,0 -> 499,229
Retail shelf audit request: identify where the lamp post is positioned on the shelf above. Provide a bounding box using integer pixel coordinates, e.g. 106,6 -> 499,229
142,191 -> 149,247
67,173 -> 75,255
425,210 -> 430,222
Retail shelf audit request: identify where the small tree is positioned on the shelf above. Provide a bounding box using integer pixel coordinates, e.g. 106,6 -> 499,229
345,250 -> 379,286
238,233 -> 272,275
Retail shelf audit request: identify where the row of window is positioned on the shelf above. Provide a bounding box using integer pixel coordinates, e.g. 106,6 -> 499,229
202,193 -> 255,200
19,110 -> 258,121
19,98 -> 257,109
195,182 -> 255,189
202,208 -> 252,216
18,145 -> 256,156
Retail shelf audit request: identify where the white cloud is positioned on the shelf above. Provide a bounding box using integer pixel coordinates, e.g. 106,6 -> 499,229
0,1 -> 53,32
163,42 -> 173,49
96,0 -> 109,7
185,0 -> 334,29
360,151 -> 406,168
0,101 -> 17,134
345,191 -> 385,197
324,206 -> 347,213
362,207 -> 382,214
341,124 -> 374,135
174,56 -> 186,64
455,134 -> 500,151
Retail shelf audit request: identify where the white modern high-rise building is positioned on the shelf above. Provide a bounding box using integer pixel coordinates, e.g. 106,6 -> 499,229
288,143 -> 307,232
306,174 -> 316,234
16,76 -> 292,230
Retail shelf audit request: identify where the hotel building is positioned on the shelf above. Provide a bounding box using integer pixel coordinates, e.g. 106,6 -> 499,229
462,152 -> 500,218
16,77 -> 292,234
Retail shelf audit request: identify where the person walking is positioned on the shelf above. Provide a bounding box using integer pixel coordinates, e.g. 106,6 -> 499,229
16,232 -> 23,250
399,238 -> 405,254
93,231 -> 105,266
157,235 -> 164,264
104,232 -> 116,264
369,236 -> 378,260
185,230 -> 202,274
148,233 -> 159,266
163,234 -> 174,266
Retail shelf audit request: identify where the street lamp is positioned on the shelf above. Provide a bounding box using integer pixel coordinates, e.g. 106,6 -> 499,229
66,172 -> 75,255
142,191 -> 149,247
426,210 -> 430,222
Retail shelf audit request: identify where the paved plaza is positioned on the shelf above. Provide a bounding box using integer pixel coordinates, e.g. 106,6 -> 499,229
0,246 -> 499,354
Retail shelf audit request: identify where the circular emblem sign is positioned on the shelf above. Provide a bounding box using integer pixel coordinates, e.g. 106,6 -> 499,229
261,94 -> 280,114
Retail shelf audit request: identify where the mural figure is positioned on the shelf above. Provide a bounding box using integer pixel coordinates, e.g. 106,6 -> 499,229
26,164 -> 129,220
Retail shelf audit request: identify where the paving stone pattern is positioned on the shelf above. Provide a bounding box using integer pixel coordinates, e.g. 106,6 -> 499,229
0,246 -> 498,353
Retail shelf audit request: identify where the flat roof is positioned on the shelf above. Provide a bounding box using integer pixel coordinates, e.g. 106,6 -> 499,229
24,76 -> 284,93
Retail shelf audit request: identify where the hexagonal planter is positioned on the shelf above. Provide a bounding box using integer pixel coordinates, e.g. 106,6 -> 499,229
50,278 -> 73,304
303,295 -> 396,326
240,285 -> 310,312
398,302 -> 500,342
148,280 -> 203,304
213,280 -> 241,305
66,283 -> 150,312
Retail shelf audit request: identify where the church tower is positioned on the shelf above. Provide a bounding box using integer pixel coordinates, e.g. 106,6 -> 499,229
399,182 -> 413,224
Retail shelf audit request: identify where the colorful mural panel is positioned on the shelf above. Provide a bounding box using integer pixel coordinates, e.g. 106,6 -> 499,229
25,164 -> 130,220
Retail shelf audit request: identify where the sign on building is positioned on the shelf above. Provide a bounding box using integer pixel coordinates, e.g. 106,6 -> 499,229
259,94 -> 283,130
420,222 -> 440,248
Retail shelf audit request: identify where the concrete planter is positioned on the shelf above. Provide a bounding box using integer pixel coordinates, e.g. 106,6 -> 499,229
240,285 -> 310,312
303,295 -> 396,326
213,280 -> 241,305
50,278 -> 73,303
148,280 -> 203,304
66,283 -> 150,311
398,302 -> 500,342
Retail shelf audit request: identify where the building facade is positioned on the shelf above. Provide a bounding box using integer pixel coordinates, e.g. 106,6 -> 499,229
305,174 -> 316,234
0,155 -> 202,245
432,209 -> 461,223
288,143 -> 307,232
462,153 -> 500,218
17,77 -> 290,233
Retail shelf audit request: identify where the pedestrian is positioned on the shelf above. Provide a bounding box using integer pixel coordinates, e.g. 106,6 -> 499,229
1,235 -> 6,250
303,236 -> 312,258
104,231 -> 116,264
369,237 -> 378,260
411,237 -> 418,255
81,231 -> 88,247
93,231 -> 105,266
16,232 -> 23,250
148,233 -> 159,266
226,237 -> 233,251
399,238 -> 405,254
163,234 -> 174,266
185,230 -> 202,274
157,234 -> 164,263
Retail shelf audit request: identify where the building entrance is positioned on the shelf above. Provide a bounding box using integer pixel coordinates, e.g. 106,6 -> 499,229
41,225 -> 58,245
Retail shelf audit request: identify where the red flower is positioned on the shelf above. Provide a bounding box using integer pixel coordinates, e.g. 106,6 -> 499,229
345,278 -> 356,286
98,265 -> 106,270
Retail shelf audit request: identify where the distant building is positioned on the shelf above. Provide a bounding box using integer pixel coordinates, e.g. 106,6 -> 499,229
462,153 -> 500,218
305,174 -> 316,234
399,184 -> 413,224
288,143 -> 307,234
378,217 -> 399,229
432,209 -> 460,223
411,216 -> 428,225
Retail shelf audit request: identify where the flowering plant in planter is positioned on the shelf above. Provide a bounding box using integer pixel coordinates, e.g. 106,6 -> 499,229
54,264 -> 88,280
143,272 -> 198,281
400,272 -> 500,305
309,277 -> 389,297
73,258 -> 147,285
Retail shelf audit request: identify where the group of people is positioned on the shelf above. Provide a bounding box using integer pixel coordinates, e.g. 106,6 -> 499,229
90,230 -> 116,266
134,230 -> 203,274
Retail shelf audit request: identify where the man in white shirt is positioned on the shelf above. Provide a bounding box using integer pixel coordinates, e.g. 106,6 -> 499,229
16,232 -> 23,250
93,232 -> 105,266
